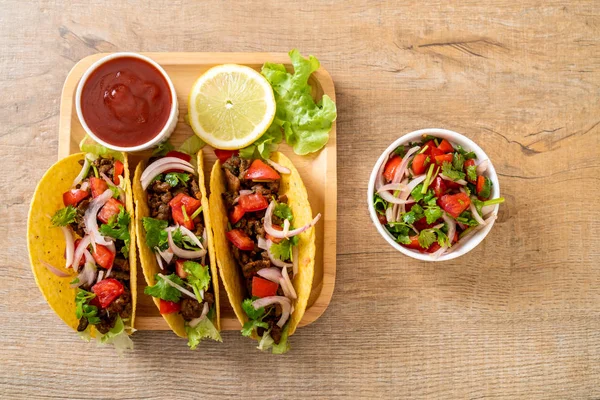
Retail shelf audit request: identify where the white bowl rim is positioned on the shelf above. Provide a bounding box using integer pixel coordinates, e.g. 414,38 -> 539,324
367,128 -> 501,262
75,52 -> 178,152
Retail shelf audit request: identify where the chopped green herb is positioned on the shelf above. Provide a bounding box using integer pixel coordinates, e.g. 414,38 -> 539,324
51,206 -> 77,227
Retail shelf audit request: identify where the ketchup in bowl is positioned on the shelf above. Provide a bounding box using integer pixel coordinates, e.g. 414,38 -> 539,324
79,56 -> 173,148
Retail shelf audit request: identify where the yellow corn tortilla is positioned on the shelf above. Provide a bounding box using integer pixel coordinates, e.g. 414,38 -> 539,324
210,152 -> 315,337
27,152 -> 137,337
133,151 -> 220,338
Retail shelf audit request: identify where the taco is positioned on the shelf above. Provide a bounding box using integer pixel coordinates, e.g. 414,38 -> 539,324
133,149 -> 221,349
27,152 -> 136,351
209,152 -> 320,353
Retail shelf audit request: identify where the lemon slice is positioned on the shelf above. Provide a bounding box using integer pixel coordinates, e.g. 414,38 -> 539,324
188,64 -> 276,150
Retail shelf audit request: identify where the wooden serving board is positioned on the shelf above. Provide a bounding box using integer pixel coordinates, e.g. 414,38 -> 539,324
57,52 -> 336,331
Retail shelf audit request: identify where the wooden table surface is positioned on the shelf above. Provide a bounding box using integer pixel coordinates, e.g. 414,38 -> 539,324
1,1 -> 599,399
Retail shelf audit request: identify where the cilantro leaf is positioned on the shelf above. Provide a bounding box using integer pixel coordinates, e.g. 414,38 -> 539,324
466,165 -> 477,182
434,228 -> 451,247
270,239 -> 293,261
393,146 -> 406,157
242,298 -> 265,320
183,261 -> 211,301
454,144 -> 477,160
144,274 -> 184,302
75,289 -> 100,325
171,228 -> 201,250
411,183 -> 425,202
273,202 -> 294,222
452,153 -> 465,171
424,206 -> 443,224
457,211 -> 479,227
152,141 -> 174,157
164,172 -> 191,187
418,229 -> 436,249
186,308 -> 222,348
143,217 -> 168,250
386,222 -> 412,245
402,212 -> 416,225
241,298 -> 270,337
99,206 -> 131,258
51,206 -> 76,227
478,177 -> 492,199
241,320 -> 269,337
471,197 -> 484,217
441,162 -> 466,181
373,194 -> 388,215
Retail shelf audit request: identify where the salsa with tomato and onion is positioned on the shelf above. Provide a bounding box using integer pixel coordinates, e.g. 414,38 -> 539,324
373,136 -> 504,258
218,152 -> 320,346
140,148 -> 220,347
49,153 -> 133,336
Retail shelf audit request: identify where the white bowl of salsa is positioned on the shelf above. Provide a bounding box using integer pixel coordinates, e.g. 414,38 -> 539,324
75,52 -> 178,152
367,128 -> 503,261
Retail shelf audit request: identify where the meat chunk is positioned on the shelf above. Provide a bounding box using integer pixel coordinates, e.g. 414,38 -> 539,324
93,157 -> 114,177
180,298 -> 203,321
107,290 -> 132,319
70,198 -> 90,237
225,169 -> 240,193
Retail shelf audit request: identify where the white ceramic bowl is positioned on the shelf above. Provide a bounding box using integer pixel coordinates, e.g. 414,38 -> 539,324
367,128 -> 501,262
75,52 -> 178,152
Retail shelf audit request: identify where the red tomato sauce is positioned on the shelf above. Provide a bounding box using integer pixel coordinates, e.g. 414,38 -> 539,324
80,57 -> 172,147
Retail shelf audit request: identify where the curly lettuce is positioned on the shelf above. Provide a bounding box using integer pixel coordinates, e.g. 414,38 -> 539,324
185,307 -> 222,350
97,316 -> 134,356
259,49 -> 337,156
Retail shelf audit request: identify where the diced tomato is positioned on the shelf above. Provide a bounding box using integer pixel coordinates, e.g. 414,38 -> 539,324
244,159 -> 281,181
438,193 -> 471,218
413,217 -> 440,231
165,151 -> 192,162
444,180 -> 462,190
404,236 -> 422,250
411,153 -> 429,175
422,140 -> 437,155
229,204 -> 245,224
383,155 -> 403,182
434,153 -> 453,165
252,276 -> 279,298
452,231 -> 459,244
91,278 -> 124,308
90,177 -> 109,198
92,244 -> 115,270
169,193 -> 202,230
214,149 -> 238,164
226,229 -> 255,251
63,189 -> 89,207
464,159 -> 476,183
113,160 -> 124,185
430,147 -> 445,158
238,192 -> 268,212
175,259 -> 188,279
98,198 -> 123,224
159,299 -> 181,314
476,175 -> 485,195
425,242 -> 441,254
377,214 -> 387,225
74,239 -> 85,267
266,224 -> 283,244
431,176 -> 447,198
437,139 -> 454,153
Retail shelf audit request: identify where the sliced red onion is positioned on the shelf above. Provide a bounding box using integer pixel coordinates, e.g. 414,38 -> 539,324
375,159 -> 386,190
375,189 -> 415,205
443,213 -> 456,245
409,224 -> 420,234
106,242 -> 116,254
266,239 -> 293,268
155,252 -> 164,270
72,157 -> 91,187
391,146 -> 421,183
167,230 -> 206,260
156,247 -> 173,264
292,245 -> 299,276
61,227 -> 74,268
252,296 -> 292,328
264,201 -> 321,239
439,173 -> 467,185
41,261 -> 71,278
141,157 -> 196,190
431,223 -> 444,230
446,214 -> 497,254
266,159 -> 290,174
470,199 -> 486,225
189,302 -> 210,328
78,262 -> 97,287
457,221 -> 467,230
83,249 -> 94,265
281,265 -> 297,300
282,219 -> 290,237
400,175 -> 427,200
96,270 -> 105,284
100,172 -> 125,203
257,267 -> 282,283
79,181 -> 89,192
430,245 -> 447,260
481,205 -> 496,218
257,236 -> 269,250
476,159 -> 489,175
177,225 -> 204,250
385,206 -> 395,223
377,183 -> 406,194
105,265 -> 113,278
157,273 -> 197,299
84,189 -> 114,249
239,189 -> 253,196
72,235 -> 91,269
232,196 -> 240,205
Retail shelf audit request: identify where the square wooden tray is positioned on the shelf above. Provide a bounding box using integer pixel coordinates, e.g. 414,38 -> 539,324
57,52 -> 336,330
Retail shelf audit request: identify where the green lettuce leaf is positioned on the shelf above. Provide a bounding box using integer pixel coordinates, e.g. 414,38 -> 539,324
261,49 -> 337,155
185,307 -> 222,349
79,135 -> 124,161
179,135 -> 205,155
152,141 -> 174,157
98,316 -> 133,356
240,124 -> 283,160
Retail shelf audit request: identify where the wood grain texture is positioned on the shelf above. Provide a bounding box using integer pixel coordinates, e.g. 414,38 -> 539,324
1,0 -> 599,399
